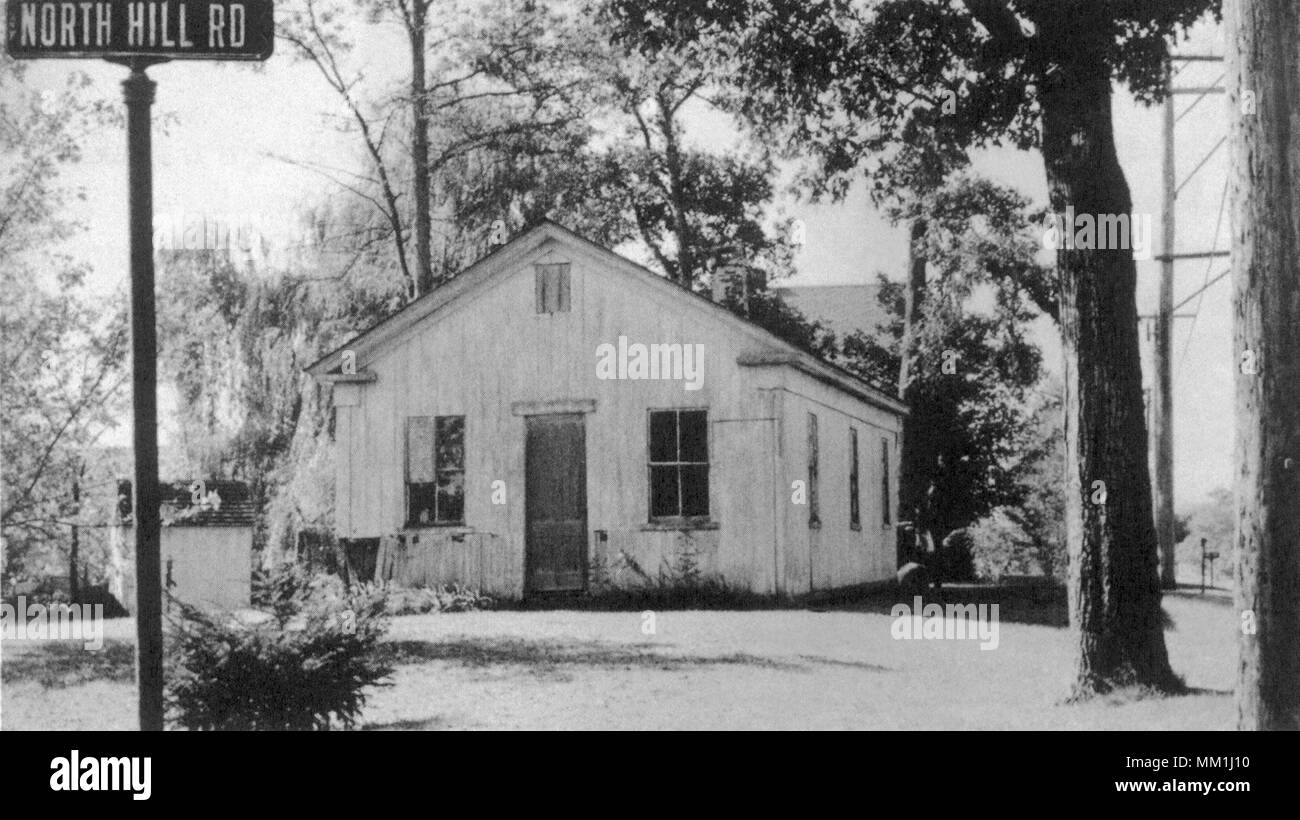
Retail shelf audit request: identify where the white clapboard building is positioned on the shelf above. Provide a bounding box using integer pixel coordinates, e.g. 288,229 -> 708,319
308,222 -> 906,598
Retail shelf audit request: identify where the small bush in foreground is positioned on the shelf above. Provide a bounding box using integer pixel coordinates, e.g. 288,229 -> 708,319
166,573 -> 392,730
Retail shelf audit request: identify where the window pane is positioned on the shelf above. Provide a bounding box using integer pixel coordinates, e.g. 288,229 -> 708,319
408,483 -> 437,526
407,417 -> 435,483
648,411 -> 677,463
436,416 -> 465,471
680,465 -> 709,517
555,264 -> 570,312
436,471 -> 465,523
678,410 -> 708,462
650,465 -> 679,518
535,263 -> 570,313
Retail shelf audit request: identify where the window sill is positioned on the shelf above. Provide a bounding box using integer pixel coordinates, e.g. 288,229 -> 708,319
403,525 -> 472,543
641,519 -> 719,532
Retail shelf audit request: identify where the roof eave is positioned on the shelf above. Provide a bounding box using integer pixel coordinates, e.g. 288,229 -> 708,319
737,351 -> 909,416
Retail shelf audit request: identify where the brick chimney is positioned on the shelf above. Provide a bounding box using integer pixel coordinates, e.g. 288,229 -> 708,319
711,245 -> 764,317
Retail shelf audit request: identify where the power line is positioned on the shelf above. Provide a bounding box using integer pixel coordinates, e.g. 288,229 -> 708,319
1174,268 -> 1231,313
1175,73 -> 1225,123
1175,136 -> 1226,196
1176,181 -> 1229,376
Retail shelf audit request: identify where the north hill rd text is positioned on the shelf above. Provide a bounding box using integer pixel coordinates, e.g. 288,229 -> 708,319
6,1 -> 273,59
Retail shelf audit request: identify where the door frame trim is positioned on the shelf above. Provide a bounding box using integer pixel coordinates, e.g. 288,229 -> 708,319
512,398 -> 596,416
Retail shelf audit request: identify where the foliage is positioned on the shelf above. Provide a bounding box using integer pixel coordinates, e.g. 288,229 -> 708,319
379,582 -> 496,615
835,177 -> 1051,544
967,378 -> 1067,582
254,561 -> 494,616
608,0 -> 1219,199
0,56 -> 127,582
279,0 -> 628,292
155,249 -> 370,561
166,568 -> 392,731
582,548 -> 785,610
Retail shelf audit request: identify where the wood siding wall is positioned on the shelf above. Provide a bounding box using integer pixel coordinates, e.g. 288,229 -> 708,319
115,527 -> 253,612
771,375 -> 901,593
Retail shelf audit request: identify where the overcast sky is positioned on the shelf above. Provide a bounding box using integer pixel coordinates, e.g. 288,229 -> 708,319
16,11 -> 1231,511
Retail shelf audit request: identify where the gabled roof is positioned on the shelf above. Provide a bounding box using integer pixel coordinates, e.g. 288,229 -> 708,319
118,480 -> 258,528
306,221 -> 906,415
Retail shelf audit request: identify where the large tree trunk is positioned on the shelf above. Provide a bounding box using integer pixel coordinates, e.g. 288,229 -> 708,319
410,0 -> 434,295
1040,52 -> 1179,697
1226,0 -> 1300,731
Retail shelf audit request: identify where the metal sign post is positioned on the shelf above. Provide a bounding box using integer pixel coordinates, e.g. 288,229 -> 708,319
6,0 -> 273,731
124,57 -> 165,731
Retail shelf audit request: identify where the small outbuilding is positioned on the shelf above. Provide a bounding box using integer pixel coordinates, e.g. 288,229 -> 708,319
111,480 -> 256,612
308,222 -> 906,598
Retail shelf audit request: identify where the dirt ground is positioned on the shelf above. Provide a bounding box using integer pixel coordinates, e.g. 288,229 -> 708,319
0,588 -> 1235,730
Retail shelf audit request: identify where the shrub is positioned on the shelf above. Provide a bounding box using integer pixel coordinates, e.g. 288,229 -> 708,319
250,562 -> 316,620
968,506 -> 1065,582
380,582 -> 494,615
166,570 -> 392,731
579,550 -> 783,610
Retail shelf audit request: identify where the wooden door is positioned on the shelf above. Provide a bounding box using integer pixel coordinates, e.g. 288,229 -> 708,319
525,414 -> 588,593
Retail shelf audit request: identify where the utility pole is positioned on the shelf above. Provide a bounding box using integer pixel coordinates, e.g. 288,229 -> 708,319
410,0 -> 433,295
1151,51 -> 1227,591
1154,56 -> 1176,590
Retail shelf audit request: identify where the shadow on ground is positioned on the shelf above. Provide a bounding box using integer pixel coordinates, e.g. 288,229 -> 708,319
363,716 -> 455,731
805,582 -> 1071,628
1,640 -> 136,688
499,581 -> 1073,627
379,636 -> 828,675
1164,585 -> 1233,606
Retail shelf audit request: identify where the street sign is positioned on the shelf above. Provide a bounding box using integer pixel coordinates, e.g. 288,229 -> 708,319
5,0 -> 274,60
